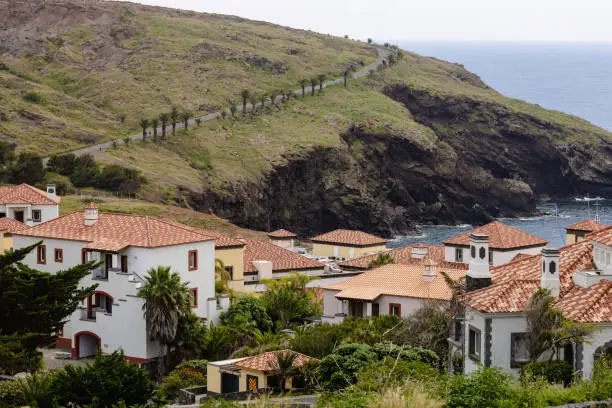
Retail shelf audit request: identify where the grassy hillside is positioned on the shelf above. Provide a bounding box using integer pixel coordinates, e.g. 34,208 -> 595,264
0,0 -> 375,154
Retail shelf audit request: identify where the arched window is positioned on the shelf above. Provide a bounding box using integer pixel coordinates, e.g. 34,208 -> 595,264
479,247 -> 486,260
549,261 -> 556,274
471,246 -> 476,259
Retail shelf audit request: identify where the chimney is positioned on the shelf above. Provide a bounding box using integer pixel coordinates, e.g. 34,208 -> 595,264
540,248 -> 560,297
252,260 -> 273,280
411,245 -> 428,259
84,202 -> 99,226
46,184 -> 57,201
423,259 -> 437,282
466,233 -> 492,291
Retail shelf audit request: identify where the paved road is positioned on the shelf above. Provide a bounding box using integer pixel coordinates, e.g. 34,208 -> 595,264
43,45 -> 391,163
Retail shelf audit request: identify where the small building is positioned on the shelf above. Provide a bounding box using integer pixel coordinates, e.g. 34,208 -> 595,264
266,229 -> 297,250
339,243 -> 449,271
310,229 -> 388,260
0,217 -> 28,251
207,350 -> 314,396
443,221 -> 547,266
0,183 -> 60,225
322,261 -> 466,323
564,219 -> 608,245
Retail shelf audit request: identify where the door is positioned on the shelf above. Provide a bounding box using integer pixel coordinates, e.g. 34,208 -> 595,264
372,303 -> 379,317
221,373 -> 239,394
246,374 -> 259,392
14,211 -> 24,222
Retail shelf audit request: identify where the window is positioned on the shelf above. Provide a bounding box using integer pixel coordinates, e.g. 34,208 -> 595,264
0,212 -> 5,218
32,210 -> 41,222
510,333 -> 529,368
54,248 -> 63,263
37,245 -> 46,264
389,303 -> 401,317
372,303 -> 380,317
121,255 -> 128,273
82,249 -> 88,264
479,247 -> 486,260
455,248 -> 463,262
468,326 -> 481,361
188,250 -> 198,271
549,261 -> 556,274
471,246 -> 476,259
189,288 -> 198,308
454,319 -> 462,341
225,265 -> 234,280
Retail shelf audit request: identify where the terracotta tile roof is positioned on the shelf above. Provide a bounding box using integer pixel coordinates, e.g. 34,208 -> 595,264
587,225 -> 612,246
443,221 -> 547,250
510,253 -> 533,262
235,350 -> 314,372
465,240 -> 594,314
13,210 -> 215,251
267,229 -> 297,238
243,238 -> 324,273
0,183 -> 60,205
324,263 -> 466,301
0,217 -> 28,233
565,219 -> 608,233
311,229 -> 388,247
84,202 -> 98,209
555,280 -> 612,323
165,222 -> 245,248
339,244 -> 465,270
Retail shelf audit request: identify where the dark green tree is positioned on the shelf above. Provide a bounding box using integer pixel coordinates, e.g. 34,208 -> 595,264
170,106 -> 179,136
317,74 -> 326,93
268,351 -> 299,393
139,118 -> 148,141
47,153 -> 77,176
298,79 -> 308,97
240,89 -> 250,114
159,112 -> 170,141
181,110 -> 192,132
150,117 -> 160,143
310,77 -> 318,96
261,273 -> 321,328
8,152 -> 44,185
70,154 -> 100,188
97,164 -> 145,193
220,296 -> 273,345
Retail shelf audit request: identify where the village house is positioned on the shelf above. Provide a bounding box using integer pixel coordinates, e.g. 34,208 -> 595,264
450,227 -> 612,379
339,243 -> 448,271
564,219 -> 608,245
12,203 -> 228,363
0,217 -> 28,252
321,260 -> 466,323
443,221 -> 548,266
266,229 -> 297,250
0,183 -> 60,225
310,229 -> 388,260
207,350 -> 314,396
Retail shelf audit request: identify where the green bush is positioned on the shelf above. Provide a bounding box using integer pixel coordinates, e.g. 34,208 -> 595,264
372,342 -> 439,367
220,296 -> 273,343
318,343 -> 379,391
22,91 -> 44,104
584,358 -> 612,400
444,366 -> 514,408
47,154 -> 77,176
0,380 -> 25,407
0,335 -> 43,375
200,399 -> 241,408
523,360 -> 574,385
97,164 -> 145,193
160,367 -> 206,401
357,358 -> 437,391
317,388 -> 374,408
69,154 -> 100,187
175,359 -> 208,375
16,372 -> 56,408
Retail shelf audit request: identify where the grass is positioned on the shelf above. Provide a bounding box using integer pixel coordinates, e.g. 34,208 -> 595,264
60,194 -> 264,238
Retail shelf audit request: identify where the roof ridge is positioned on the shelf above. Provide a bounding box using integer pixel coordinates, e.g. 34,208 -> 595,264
21,183 -> 58,204
153,217 -> 217,241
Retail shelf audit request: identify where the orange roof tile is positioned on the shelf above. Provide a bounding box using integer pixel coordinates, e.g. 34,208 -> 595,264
165,222 -> 245,248
555,280 -> 612,323
235,350 -> 314,372
443,221 -> 547,249
339,244 -> 460,270
243,238 -> 323,273
324,263 -> 466,301
267,229 -> 297,238
311,229 -> 388,247
565,219 -> 608,233
0,184 -> 60,205
587,225 -> 612,246
14,210 -> 215,251
84,202 -> 98,209
0,217 -> 28,233
465,240 -> 594,314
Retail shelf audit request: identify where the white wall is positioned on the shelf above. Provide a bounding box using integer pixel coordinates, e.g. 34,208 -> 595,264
323,289 -> 342,317
445,244 -> 544,266
0,204 -> 58,224
376,295 -> 428,318
582,324 -> 612,378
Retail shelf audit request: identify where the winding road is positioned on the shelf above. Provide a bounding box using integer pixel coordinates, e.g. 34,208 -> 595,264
45,45 -> 391,162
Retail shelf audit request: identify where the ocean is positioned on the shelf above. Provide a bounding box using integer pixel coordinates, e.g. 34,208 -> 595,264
397,41 -> 612,131
389,41 -> 612,248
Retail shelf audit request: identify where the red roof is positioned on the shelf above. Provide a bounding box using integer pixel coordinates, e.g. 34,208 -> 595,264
267,229 -> 297,238
311,229 -> 388,246
555,280 -> 612,323
339,244 -> 464,270
165,222 -> 245,248
84,202 -> 98,209
0,217 -> 28,233
235,350 -> 314,372
587,225 -> 612,246
565,219 -> 608,233
443,221 -> 547,249
0,184 -> 60,205
243,238 -> 323,273
14,210 -> 215,251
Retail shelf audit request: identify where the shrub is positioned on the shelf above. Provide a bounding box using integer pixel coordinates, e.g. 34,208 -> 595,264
159,366 -> 206,401
97,164 -> 145,193
317,388 -> 374,408
200,399 -> 241,408
318,343 -> 379,391
174,359 -> 208,375
357,358 -> 438,391
16,371 -> 56,408
523,360 -> 574,385
8,152 -> 45,185
220,296 -> 273,342
46,153 -> 77,176
373,342 -> 440,367
0,335 -> 43,375
0,380 -> 25,407
22,91 -> 43,104
69,154 -> 100,187
444,366 -> 514,408
585,357 -> 612,400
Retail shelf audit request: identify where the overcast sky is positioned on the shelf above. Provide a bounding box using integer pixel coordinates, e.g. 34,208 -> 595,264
132,0 -> 612,42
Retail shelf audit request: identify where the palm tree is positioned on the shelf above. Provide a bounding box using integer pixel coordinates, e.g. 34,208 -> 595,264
260,93 -> 268,110
317,74 -> 326,93
138,266 -> 191,375
268,351 -> 299,393
180,110 -> 191,132
195,117 -> 202,127
248,95 -> 258,113
229,103 -> 237,117
215,258 -> 231,282
367,252 -> 395,269
150,117 -> 159,143
159,112 -> 170,141
139,118 -> 148,141
269,90 -> 278,107
343,70 -> 351,88
170,106 -> 179,136
240,89 -> 250,114
310,77 -> 317,96
298,79 -> 307,97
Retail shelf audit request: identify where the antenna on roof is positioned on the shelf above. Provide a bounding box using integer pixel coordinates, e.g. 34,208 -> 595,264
593,202 -> 601,223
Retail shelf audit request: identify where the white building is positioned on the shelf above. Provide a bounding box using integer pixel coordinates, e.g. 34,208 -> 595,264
12,203 -> 227,363
443,221 -> 547,266
321,260 -> 466,323
450,228 -> 612,379
0,183 -> 60,225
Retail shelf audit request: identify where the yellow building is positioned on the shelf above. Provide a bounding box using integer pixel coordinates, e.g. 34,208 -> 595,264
0,217 -> 28,252
207,350 -> 314,396
311,229 -> 388,260
564,220 -> 608,245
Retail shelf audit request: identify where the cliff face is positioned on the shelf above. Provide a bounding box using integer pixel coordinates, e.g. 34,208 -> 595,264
190,84 -> 612,238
